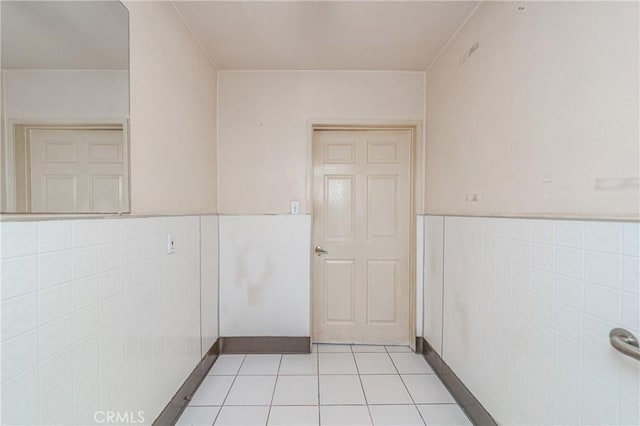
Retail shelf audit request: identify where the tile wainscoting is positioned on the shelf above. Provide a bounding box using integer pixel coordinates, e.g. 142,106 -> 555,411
219,215 -> 311,337
422,215 -> 640,425
0,215 -> 219,425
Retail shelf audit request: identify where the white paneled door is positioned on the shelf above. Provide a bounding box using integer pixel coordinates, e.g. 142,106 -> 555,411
29,128 -> 127,212
313,129 -> 412,344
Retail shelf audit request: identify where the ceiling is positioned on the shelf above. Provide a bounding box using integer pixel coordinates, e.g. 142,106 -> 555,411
174,1 -> 477,71
1,1 -> 128,70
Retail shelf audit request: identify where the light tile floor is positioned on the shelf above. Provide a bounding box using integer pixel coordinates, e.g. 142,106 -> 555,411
177,344 -> 473,426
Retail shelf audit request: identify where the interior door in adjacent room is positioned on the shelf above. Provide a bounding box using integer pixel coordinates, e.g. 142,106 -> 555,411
28,127 -> 127,213
312,129 -> 412,344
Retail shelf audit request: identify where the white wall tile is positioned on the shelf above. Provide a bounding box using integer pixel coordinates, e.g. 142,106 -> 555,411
531,269 -> 554,299
2,293 -> 39,341
98,269 -> 121,301
72,246 -> 98,280
73,361 -> 100,401
531,294 -> 553,326
200,216 -> 219,356
554,247 -> 584,279
619,357 -> 640,408
39,283 -> 72,324
415,216 -> 424,336
585,250 -> 621,289
39,378 -> 73,424
120,218 -> 139,242
582,313 -> 617,353
72,221 -> 98,248
584,282 -> 620,323
39,316 -> 72,359
531,243 -> 554,271
1,256 -> 38,300
586,222 -> 623,254
512,240 -> 532,266
423,216 -> 444,355
553,303 -> 582,336
582,376 -> 620,425
582,346 -> 620,393
619,399 -> 640,426
512,264 -> 531,290
551,390 -> 581,426
622,256 -> 640,294
555,220 -> 584,249
1,222 -> 37,259
621,293 -> 639,331
99,294 -> 121,328
512,219 -> 531,240
98,220 -> 120,245
72,276 -> 98,311
5,401 -> 39,426
554,275 -> 584,310
430,216 -> 637,426
532,220 -> 554,244
39,251 -> 72,289
2,214 -> 216,424
40,348 -> 73,396
622,222 -> 639,257
121,239 -> 140,266
1,367 -> 39,423
99,243 -> 121,272
219,215 -> 310,337
71,304 -> 98,343
1,331 -> 38,382
72,334 -> 99,373
38,221 -> 72,253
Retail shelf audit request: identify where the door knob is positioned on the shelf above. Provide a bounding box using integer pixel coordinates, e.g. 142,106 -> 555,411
314,246 -> 328,255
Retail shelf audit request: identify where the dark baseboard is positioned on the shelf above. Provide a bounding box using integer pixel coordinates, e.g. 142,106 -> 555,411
418,337 -> 497,426
220,336 -> 311,354
153,339 -> 220,426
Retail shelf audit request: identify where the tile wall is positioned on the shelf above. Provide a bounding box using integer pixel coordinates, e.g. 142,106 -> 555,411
219,215 -> 311,337
0,215 -> 219,425
423,215 -> 640,425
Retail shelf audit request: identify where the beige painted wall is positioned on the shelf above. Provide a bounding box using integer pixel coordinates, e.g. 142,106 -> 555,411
426,2 -> 639,219
217,71 -> 425,214
125,2 -> 217,215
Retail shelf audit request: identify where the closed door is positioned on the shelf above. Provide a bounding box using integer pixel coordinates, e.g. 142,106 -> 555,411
312,129 -> 412,344
29,128 -> 127,212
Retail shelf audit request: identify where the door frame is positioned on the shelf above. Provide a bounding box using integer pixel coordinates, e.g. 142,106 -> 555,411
307,120 -> 423,350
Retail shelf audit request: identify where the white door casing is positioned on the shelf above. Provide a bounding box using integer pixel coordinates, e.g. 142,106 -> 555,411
29,128 -> 127,212
312,129 -> 413,344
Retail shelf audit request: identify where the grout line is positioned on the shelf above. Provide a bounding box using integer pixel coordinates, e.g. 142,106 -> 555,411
388,345 -> 427,425
351,349 -> 374,425
210,354 -> 247,425
265,355 -> 283,424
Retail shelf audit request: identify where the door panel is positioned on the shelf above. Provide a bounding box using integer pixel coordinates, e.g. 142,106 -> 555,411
29,128 -> 126,213
324,260 -> 356,323
89,175 -> 122,211
325,176 -> 356,240
42,175 -> 77,211
313,129 -> 412,344
366,259 -> 397,323
367,175 -> 398,238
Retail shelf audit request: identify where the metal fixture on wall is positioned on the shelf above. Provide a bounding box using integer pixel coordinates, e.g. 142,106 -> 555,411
610,328 -> 640,361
